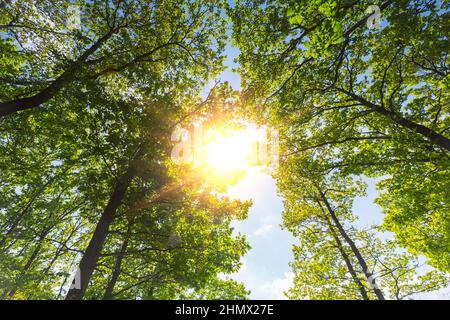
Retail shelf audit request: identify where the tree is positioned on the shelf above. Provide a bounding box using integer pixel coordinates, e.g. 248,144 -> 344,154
179,278 -> 250,300
0,1 -> 251,300
279,160 -> 449,299
230,0 -> 450,271
0,0 -> 226,117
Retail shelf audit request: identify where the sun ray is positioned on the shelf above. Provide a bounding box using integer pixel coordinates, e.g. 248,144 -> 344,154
201,127 -> 255,173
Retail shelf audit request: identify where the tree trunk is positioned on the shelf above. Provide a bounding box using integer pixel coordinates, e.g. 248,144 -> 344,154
319,190 -> 385,300
0,167 -> 70,250
338,88 -> 450,152
65,165 -> 135,300
103,222 -> 132,300
24,222 -> 83,299
0,28 -> 117,118
5,228 -> 49,298
318,204 -> 370,300
0,74 -> 73,117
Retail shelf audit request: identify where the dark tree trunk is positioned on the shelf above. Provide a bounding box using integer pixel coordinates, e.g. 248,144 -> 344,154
371,103 -> 450,151
0,168 -> 70,250
321,210 -> 369,300
0,74 -> 72,117
338,88 -> 450,152
65,166 -> 135,300
0,28 -> 117,118
319,190 -> 385,300
5,228 -> 49,298
103,222 -> 132,300
42,223 -> 81,276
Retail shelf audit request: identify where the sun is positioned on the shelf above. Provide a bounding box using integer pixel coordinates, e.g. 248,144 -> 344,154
201,127 -> 256,173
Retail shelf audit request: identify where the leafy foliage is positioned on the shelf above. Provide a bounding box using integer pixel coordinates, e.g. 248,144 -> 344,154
0,0 -> 249,300
230,0 -> 450,276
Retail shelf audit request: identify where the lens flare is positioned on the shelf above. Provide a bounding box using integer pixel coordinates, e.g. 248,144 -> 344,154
202,128 -> 255,173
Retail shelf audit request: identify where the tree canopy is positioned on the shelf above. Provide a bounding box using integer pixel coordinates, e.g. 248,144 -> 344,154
230,0 -> 449,273
0,0 -> 449,300
230,0 -> 449,298
0,0 -> 250,300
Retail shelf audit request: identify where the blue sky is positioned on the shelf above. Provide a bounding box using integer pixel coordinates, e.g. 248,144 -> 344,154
227,168 -> 296,299
210,41 -> 297,299
212,35 -> 450,300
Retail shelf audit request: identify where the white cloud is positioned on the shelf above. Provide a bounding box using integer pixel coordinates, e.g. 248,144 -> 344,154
230,265 -> 294,299
261,272 -> 294,300
253,224 -> 273,236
